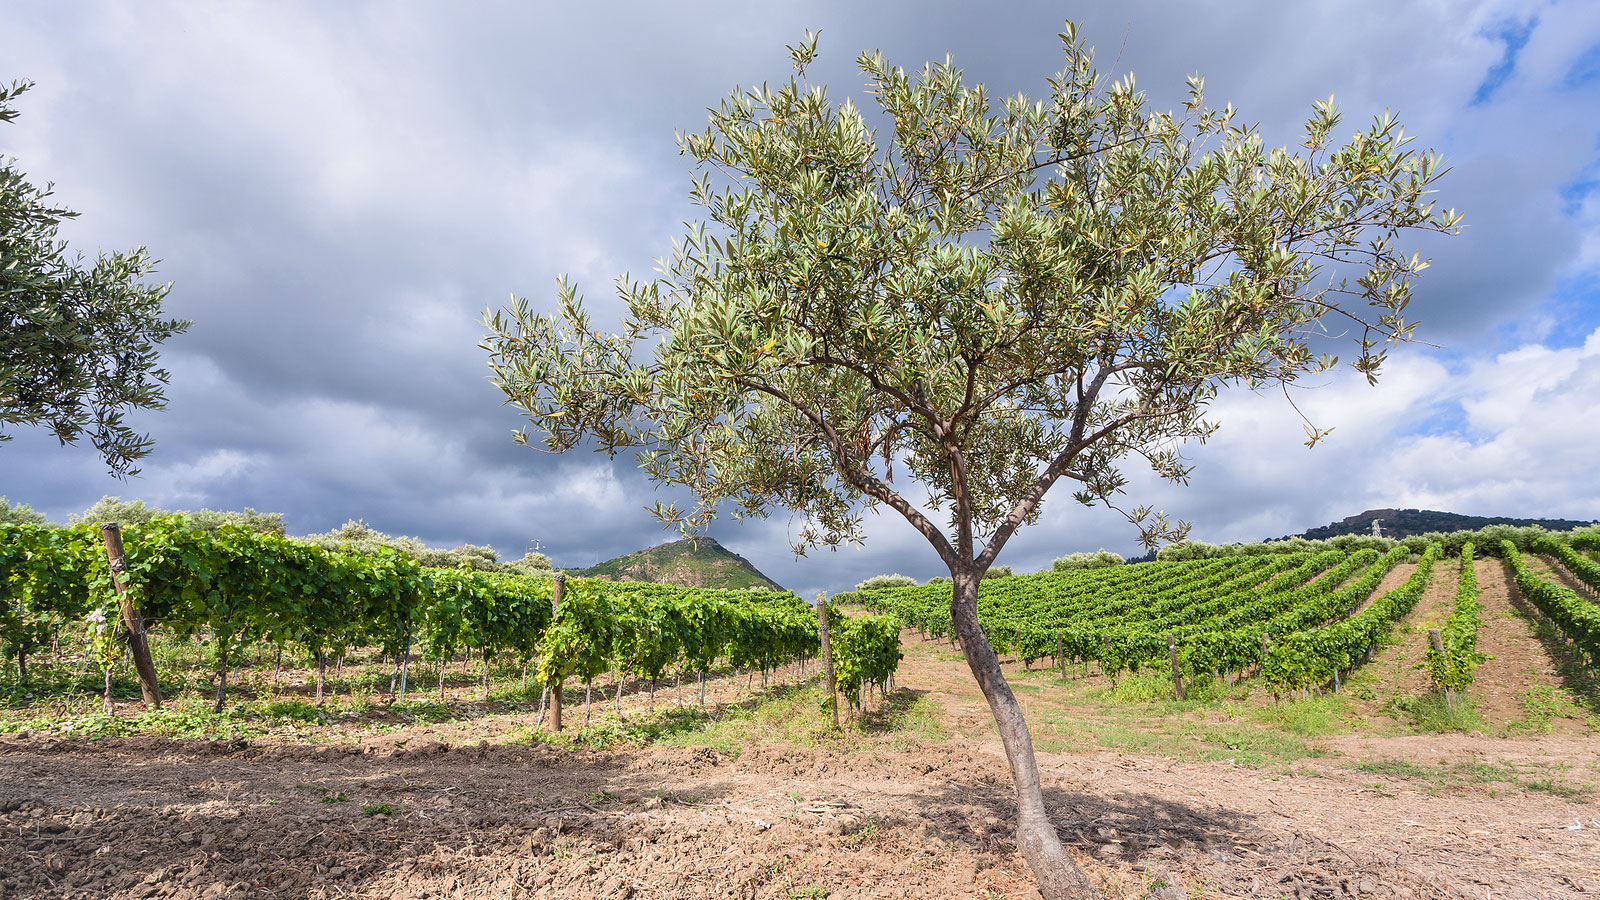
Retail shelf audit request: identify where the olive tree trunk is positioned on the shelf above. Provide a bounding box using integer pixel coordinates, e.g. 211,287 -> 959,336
950,570 -> 1100,900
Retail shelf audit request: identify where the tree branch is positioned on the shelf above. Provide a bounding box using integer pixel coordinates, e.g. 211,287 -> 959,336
734,375 -> 959,566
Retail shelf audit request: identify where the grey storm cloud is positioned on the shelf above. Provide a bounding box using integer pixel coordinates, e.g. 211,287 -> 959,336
2,0 -> 1598,599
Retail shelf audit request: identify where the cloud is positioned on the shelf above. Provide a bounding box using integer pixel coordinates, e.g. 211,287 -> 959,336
1,1 -> 1597,602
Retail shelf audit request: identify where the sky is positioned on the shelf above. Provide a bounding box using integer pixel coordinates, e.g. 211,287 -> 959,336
3,0 -> 1599,598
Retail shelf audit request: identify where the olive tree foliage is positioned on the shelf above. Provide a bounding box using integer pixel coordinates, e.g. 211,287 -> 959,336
0,496 -> 48,526
68,495 -> 285,535
855,573 -> 917,591
1,81 -> 189,477
1052,548 -> 1123,570
302,519 -> 554,574
485,25 -> 1456,899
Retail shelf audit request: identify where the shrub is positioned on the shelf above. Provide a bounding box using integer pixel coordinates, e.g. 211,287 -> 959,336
1051,549 -> 1124,571
855,573 -> 918,591
0,497 -> 48,526
505,551 -> 554,575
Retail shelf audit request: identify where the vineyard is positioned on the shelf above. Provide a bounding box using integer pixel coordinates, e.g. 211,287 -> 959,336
845,530 -> 1600,700
4,521 -> 1600,900
0,517 -> 902,722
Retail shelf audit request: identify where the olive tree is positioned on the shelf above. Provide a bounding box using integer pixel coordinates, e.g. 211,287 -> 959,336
1,81 -> 188,477
484,25 -> 1456,899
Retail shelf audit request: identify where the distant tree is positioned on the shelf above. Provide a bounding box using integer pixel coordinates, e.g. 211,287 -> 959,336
485,24 -> 1456,898
505,550 -> 554,575
0,496 -> 48,526
303,518 -> 394,553
449,543 -> 500,571
70,495 -> 160,527
855,573 -> 917,591
69,496 -> 282,535
1052,549 -> 1123,571
0,81 -> 189,476
182,507 -> 285,536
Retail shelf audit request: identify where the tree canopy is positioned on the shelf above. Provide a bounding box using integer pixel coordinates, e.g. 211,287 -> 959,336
484,24 -> 1457,899
1,80 -> 189,477
486,28 -> 1456,566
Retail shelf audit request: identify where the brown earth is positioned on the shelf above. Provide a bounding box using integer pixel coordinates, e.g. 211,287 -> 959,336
1469,558 -> 1573,730
2,724 -> 1596,900
1344,557 -> 1458,718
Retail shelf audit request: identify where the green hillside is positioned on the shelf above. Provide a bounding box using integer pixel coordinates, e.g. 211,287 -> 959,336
565,537 -> 786,592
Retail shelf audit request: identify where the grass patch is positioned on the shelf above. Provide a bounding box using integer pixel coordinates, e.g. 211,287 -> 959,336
1246,694 -> 1351,736
1030,711 -> 1326,766
861,690 -> 947,743
1507,684 -> 1587,735
389,698 -> 455,724
658,683 -> 837,752
1193,726 -> 1322,765
1381,693 -> 1486,733
511,681 -> 905,753
1351,756 -> 1593,798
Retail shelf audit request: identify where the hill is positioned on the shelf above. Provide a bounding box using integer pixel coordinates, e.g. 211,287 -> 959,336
565,537 -> 786,592
1297,507 -> 1596,540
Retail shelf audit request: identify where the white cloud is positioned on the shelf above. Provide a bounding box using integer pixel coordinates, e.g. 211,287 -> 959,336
136,449 -> 259,509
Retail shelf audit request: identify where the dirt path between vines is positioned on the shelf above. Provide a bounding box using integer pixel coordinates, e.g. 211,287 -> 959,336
1345,561 -> 1420,619
1347,557 -> 1459,717
1469,558 -> 1559,729
2,731 -> 1597,900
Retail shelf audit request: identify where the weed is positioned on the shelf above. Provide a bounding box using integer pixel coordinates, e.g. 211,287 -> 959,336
1523,778 -> 1591,799
1381,693 -> 1485,733
361,803 -> 398,816
321,792 -> 349,803
842,816 -> 881,848
1508,685 -> 1584,735
1247,694 -> 1350,736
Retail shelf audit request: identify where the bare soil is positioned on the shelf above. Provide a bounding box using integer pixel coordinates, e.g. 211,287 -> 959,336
1469,559 -> 1576,730
1346,558 -> 1459,719
3,724 -> 1596,900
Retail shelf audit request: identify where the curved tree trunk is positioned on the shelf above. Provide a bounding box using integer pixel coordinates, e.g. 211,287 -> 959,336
950,571 -> 1101,900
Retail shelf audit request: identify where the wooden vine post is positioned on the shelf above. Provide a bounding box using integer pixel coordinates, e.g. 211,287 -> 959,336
1428,628 -> 1455,710
549,573 -> 564,732
99,523 -> 162,709
1167,633 -> 1184,701
816,594 -> 839,729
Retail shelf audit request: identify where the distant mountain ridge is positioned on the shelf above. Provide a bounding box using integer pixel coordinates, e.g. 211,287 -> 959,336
1296,508 -> 1597,541
565,537 -> 786,592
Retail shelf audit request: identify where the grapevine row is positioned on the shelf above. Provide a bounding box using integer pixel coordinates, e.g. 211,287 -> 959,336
0,518 -> 901,712
1261,544 -> 1440,691
1501,539 -> 1600,667
1424,542 -> 1485,695
1534,535 -> 1600,596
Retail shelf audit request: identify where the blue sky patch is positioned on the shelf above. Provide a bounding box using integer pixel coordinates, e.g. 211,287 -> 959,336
1473,18 -> 1537,105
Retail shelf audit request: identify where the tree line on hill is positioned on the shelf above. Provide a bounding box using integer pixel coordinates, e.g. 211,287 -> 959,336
1295,507 -> 1597,541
